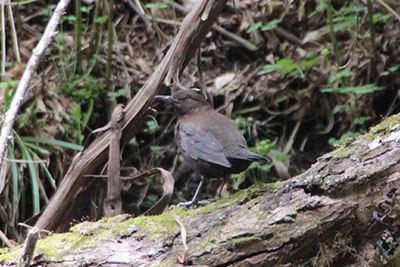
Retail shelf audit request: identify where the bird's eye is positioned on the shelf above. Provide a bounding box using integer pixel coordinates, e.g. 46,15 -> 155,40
179,96 -> 189,101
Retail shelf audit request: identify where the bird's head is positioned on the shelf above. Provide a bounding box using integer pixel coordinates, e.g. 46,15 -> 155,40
155,90 -> 211,115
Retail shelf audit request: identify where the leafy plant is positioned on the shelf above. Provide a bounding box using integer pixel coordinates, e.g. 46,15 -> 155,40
2,80 -> 19,112
321,84 -> 384,95
0,77 -> 84,229
232,116 -> 252,136
144,2 -> 169,9
258,52 -> 320,78
60,76 -> 105,104
1,132 -> 83,226
71,101 -> 94,145
231,139 -> 277,190
329,69 -> 355,84
246,19 -> 281,33
353,116 -> 371,125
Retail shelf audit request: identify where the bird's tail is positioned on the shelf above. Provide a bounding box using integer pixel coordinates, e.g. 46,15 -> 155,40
247,152 -> 272,164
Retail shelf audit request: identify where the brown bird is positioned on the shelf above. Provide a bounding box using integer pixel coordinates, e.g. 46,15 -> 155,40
156,90 -> 271,205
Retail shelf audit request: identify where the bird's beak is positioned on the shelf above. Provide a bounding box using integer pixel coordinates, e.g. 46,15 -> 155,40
154,95 -> 172,103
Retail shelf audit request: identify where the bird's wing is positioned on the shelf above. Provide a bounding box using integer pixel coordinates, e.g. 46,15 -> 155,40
177,121 -> 232,168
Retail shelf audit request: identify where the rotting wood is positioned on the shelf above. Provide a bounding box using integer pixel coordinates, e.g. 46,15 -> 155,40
103,104 -> 125,217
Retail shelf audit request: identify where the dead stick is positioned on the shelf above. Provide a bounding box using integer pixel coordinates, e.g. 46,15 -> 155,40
17,227 -> 39,267
104,104 -> 125,217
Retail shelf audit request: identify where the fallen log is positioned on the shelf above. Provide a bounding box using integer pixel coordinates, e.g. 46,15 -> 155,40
2,114 -> 400,266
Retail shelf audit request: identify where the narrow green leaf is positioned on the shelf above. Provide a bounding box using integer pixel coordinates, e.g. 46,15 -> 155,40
246,21 -> 262,33
18,141 -> 40,215
21,137 -> 83,151
260,19 -> 281,31
354,117 -> 371,125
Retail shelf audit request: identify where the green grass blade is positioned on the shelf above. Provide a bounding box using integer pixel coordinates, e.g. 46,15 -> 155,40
17,140 -> 41,215
21,137 -> 83,151
8,144 -> 20,224
39,161 -> 56,190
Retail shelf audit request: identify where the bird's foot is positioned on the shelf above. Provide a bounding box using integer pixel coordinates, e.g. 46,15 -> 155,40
177,199 -> 211,207
213,195 -> 221,201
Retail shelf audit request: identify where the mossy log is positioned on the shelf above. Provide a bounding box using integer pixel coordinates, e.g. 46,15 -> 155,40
2,114 -> 400,266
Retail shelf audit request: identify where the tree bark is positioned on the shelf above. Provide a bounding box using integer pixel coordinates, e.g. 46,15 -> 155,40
3,114 -> 400,266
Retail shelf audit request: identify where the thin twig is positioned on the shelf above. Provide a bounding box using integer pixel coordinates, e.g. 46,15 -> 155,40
1,0 -> 6,74
75,0 -> 82,73
0,229 -> 15,248
124,0 -> 152,28
377,0 -> 400,21
213,24 -> 258,51
7,0 -> 21,63
105,0 -> 115,97
283,120 -> 302,155
166,0 -> 258,51
366,0 -> 377,81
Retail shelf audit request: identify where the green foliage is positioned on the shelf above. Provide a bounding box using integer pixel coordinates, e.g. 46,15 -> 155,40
256,1 -> 391,148
71,100 -> 94,144
52,1 -> 106,98
321,84 -> 384,95
353,116 -> 370,125
2,133 -> 82,224
231,161 -> 272,191
257,52 -> 320,78
232,116 -> 252,136
329,69 -> 355,84
249,139 -> 275,158
42,4 -> 56,19
328,132 -> 361,146
144,120 -> 159,133
144,119 -> 164,165
0,77 -> 86,227
14,100 -> 35,129
144,2 -> 169,9
222,117 -> 276,189
141,194 -> 159,209
310,2 -> 393,35
22,137 -> 84,151
246,19 -> 281,33
108,88 -> 126,98
62,4 -> 94,24
95,15 -> 108,23
372,13 -> 392,23
60,76 -> 105,104
333,105 -> 349,114
267,147 -> 292,162
231,139 -> 279,190
1,80 -> 19,112
388,65 -> 400,72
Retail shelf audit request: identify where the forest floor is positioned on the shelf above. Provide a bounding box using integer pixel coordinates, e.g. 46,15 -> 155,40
1,0 -> 400,247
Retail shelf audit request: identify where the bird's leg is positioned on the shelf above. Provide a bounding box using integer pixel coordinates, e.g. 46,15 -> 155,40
177,175 -> 207,207
215,174 -> 229,200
